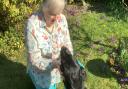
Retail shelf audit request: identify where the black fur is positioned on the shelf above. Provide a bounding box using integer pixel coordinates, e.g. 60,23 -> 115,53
60,46 -> 86,89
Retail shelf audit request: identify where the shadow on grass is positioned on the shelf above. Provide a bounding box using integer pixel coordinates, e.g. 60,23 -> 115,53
86,59 -> 112,78
0,53 -> 35,89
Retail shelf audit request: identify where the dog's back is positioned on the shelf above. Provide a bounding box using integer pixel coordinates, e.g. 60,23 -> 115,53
60,46 -> 86,89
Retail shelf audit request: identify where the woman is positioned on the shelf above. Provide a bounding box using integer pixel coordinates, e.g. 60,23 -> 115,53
25,0 -> 73,89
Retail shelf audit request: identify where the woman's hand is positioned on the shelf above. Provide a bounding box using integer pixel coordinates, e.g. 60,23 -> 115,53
52,60 -> 61,68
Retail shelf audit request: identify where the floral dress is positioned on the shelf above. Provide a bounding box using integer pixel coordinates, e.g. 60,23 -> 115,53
25,12 -> 73,88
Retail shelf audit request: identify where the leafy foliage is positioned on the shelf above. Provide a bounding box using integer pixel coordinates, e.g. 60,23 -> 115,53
0,0 -> 42,32
106,0 -> 128,21
0,27 -> 24,60
85,0 -> 128,21
66,0 -> 86,6
118,37 -> 128,71
108,37 -> 128,73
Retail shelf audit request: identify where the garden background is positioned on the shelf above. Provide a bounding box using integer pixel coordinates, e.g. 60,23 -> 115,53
0,0 -> 128,89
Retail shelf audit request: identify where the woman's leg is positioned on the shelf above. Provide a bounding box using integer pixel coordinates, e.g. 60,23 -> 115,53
28,72 -> 42,89
41,84 -> 56,89
49,84 -> 56,89
28,72 -> 56,89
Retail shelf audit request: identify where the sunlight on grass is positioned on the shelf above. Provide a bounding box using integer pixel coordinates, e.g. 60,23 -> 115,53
68,12 -> 128,89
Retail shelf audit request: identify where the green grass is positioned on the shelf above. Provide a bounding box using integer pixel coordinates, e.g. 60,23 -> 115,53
68,12 -> 128,89
0,10 -> 128,89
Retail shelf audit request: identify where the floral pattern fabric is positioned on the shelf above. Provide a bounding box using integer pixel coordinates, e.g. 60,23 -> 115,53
25,12 -> 73,88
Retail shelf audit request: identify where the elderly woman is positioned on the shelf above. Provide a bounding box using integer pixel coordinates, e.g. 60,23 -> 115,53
25,0 -> 73,89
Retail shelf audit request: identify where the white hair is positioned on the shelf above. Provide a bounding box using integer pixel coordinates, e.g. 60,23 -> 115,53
40,0 -> 66,14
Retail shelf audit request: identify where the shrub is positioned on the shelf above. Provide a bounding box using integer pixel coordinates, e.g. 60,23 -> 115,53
84,0 -> 128,21
0,27 -> 24,59
0,0 -> 42,32
108,37 -> 128,73
118,37 -> 128,71
106,0 -> 128,21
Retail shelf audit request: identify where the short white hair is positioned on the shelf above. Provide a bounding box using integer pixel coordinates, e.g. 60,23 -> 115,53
41,0 -> 66,15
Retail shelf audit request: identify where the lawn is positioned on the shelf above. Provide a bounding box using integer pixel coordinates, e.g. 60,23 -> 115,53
68,12 -> 128,89
0,3 -> 128,89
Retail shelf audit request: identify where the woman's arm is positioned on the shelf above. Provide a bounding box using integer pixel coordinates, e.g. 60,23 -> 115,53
25,19 -> 53,71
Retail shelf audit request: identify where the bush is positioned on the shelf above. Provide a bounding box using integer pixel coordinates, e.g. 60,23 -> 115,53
0,0 -> 42,32
84,0 -> 128,21
118,37 -> 128,71
0,27 -> 24,59
106,0 -> 128,21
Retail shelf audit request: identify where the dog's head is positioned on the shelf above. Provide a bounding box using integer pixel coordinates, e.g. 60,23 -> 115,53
60,46 -> 86,89
60,46 -> 74,66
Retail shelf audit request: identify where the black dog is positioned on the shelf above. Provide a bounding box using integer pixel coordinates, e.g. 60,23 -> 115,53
60,46 -> 86,89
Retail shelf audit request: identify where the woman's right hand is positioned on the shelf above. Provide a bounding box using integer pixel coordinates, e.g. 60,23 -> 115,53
52,60 -> 61,68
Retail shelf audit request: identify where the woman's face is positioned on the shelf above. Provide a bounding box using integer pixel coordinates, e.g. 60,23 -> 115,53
42,0 -> 65,27
43,7 -> 64,27
45,12 -> 58,26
